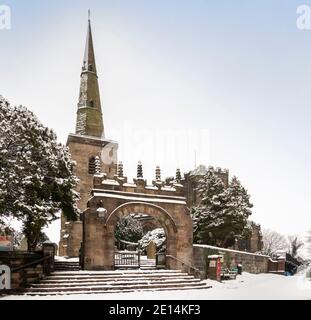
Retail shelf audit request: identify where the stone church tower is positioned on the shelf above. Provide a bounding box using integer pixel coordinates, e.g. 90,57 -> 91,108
59,17 -> 118,257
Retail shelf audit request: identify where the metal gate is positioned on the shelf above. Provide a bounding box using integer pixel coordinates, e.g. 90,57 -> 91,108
114,251 -> 140,269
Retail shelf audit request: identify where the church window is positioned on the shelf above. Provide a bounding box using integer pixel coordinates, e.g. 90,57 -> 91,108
88,156 -> 96,174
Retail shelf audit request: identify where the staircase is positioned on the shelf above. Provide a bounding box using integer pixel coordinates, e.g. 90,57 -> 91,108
54,260 -> 80,272
21,269 -> 211,296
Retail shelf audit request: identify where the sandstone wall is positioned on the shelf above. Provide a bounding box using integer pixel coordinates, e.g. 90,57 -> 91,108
193,244 -> 270,279
0,252 -> 45,290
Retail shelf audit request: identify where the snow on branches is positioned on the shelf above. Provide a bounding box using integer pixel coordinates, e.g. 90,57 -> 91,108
139,228 -> 166,253
191,168 -> 253,248
0,96 -> 79,251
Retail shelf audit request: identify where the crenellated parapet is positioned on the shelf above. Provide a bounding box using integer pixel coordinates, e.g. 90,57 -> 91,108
93,161 -> 185,197
208,165 -> 229,175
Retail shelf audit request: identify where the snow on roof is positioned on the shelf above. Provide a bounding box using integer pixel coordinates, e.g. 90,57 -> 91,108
161,187 -> 176,192
189,165 -> 207,176
122,183 -> 137,188
145,186 -> 158,190
102,180 -> 119,186
93,192 -> 187,205
173,183 -> 183,188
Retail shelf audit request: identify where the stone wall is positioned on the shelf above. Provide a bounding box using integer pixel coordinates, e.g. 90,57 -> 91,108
0,244 -> 55,291
0,252 -> 45,290
193,244 -> 270,279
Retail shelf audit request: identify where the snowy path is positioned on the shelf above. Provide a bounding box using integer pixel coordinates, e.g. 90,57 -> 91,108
1,272 -> 310,300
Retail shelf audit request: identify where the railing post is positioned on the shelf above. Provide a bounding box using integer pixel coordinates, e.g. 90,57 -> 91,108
138,250 -> 141,268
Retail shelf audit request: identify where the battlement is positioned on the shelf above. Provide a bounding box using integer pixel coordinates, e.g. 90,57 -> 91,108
208,165 -> 229,174
92,162 -> 185,197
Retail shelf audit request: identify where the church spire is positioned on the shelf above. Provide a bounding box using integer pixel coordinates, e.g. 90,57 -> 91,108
82,10 -> 97,75
75,13 -> 104,138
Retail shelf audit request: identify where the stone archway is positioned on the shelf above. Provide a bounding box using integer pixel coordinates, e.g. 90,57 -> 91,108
82,177 -> 194,271
106,202 -> 177,269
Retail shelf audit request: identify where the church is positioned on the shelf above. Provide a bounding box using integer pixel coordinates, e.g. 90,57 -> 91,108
59,16 -> 119,258
59,17 -> 262,268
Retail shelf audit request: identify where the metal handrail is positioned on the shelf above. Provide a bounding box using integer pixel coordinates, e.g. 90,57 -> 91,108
11,254 -> 51,273
166,255 -> 199,275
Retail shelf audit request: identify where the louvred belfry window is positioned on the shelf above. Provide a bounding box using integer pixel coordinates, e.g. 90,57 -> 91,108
88,156 -> 96,174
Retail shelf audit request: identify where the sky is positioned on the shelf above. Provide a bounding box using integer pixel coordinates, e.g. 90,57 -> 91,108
0,0 -> 310,254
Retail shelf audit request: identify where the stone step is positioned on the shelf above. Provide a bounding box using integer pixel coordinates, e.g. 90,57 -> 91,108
25,281 -> 208,294
46,274 -> 190,281
54,268 -> 81,270
55,261 -> 79,264
50,270 -> 185,276
40,275 -> 196,283
31,278 -> 201,289
22,284 -> 212,296
54,261 -> 81,272
18,269 -> 210,296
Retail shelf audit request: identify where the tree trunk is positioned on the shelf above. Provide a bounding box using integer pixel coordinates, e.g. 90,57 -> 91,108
25,226 -> 39,252
26,234 -> 38,252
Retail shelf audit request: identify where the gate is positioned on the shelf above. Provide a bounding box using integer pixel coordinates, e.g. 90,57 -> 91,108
114,251 -> 140,269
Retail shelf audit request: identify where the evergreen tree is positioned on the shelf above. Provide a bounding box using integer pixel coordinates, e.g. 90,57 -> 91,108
0,97 -> 79,251
191,169 -> 253,248
224,176 -> 253,244
115,215 -> 144,244
139,228 -> 166,253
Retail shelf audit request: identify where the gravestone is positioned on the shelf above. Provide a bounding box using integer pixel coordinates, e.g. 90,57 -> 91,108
147,241 -> 156,259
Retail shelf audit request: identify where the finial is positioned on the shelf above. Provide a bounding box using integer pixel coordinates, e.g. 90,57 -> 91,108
117,161 -> 124,178
155,166 -> 161,181
95,156 -> 101,174
137,161 -> 143,179
88,9 -> 91,22
176,168 -> 182,182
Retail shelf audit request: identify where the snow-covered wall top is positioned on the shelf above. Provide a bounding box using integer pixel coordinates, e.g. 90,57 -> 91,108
93,172 -> 185,198
193,244 -> 270,258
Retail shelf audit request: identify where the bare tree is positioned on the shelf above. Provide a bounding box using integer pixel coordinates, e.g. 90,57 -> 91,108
262,229 -> 287,256
287,235 -> 304,258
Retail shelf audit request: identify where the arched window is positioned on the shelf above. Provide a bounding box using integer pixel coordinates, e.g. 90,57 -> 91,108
88,156 -> 96,174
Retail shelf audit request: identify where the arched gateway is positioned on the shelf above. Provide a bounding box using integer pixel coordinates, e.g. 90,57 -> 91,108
82,172 -> 194,271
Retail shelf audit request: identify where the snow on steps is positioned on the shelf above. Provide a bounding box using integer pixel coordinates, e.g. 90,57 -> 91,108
54,261 -> 80,271
21,270 -> 211,296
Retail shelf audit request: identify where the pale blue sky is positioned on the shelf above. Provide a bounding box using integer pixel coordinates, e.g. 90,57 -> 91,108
1,1 -> 310,250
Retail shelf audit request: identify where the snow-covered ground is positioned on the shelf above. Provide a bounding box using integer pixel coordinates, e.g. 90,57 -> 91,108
1,271 -> 310,300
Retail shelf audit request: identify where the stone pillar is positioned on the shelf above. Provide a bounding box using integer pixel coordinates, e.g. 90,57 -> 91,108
42,241 -> 56,274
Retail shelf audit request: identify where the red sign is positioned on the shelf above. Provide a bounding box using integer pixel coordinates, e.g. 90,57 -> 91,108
216,258 -> 222,281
